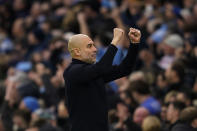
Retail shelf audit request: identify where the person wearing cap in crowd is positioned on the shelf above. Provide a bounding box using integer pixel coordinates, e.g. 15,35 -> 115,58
19,96 -> 40,112
63,27 -> 141,131
159,34 -> 184,69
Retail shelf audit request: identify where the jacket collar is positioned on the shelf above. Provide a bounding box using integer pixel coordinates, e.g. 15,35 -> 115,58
71,58 -> 91,65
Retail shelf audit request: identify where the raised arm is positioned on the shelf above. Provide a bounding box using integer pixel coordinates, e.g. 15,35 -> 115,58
97,28 -> 124,66
64,28 -> 140,84
64,28 -> 124,83
102,28 -> 141,82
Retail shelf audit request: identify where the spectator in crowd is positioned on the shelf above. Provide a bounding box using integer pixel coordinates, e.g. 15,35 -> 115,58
12,109 -> 31,131
19,96 -> 40,113
142,116 -> 161,131
166,101 -> 185,130
158,34 -> 184,70
111,102 -> 141,131
176,91 -> 192,106
171,106 -> 197,131
129,80 -> 161,115
133,106 -> 149,126
164,61 -> 186,92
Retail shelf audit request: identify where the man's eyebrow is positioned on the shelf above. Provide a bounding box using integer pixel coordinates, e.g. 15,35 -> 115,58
87,43 -> 94,46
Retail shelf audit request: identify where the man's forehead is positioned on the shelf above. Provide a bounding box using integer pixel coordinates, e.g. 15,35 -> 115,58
73,34 -> 92,42
81,36 -> 93,45
77,34 -> 89,39
68,34 -> 92,48
82,35 -> 92,42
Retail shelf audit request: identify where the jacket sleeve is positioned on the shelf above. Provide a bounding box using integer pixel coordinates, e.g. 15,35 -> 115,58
97,44 -> 118,66
102,44 -> 139,83
0,101 -> 13,131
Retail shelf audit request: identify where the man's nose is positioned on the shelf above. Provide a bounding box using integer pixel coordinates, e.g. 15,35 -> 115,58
93,46 -> 97,52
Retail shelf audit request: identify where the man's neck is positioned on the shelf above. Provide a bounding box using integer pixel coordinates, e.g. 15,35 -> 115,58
72,56 -> 84,62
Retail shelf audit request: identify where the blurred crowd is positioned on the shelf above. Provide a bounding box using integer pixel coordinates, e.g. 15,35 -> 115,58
0,0 -> 197,131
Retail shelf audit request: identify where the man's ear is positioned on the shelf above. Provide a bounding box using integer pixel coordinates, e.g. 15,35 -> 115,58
72,48 -> 81,56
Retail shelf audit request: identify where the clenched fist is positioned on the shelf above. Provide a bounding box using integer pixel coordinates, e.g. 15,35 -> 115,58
128,28 -> 141,43
111,28 -> 124,46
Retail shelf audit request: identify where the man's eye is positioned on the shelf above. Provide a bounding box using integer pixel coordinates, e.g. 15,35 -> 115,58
87,44 -> 92,48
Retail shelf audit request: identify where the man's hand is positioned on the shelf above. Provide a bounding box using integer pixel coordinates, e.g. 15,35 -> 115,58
128,28 -> 141,43
111,28 -> 124,46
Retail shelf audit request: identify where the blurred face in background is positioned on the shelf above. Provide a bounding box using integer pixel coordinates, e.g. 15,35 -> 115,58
165,65 -> 176,83
160,105 -> 167,121
166,103 -> 179,124
13,115 -> 27,130
164,3 -> 175,20
192,119 -> 197,128
176,92 -> 191,106
133,107 -> 149,125
128,2 -> 141,15
194,4 -> 197,17
26,128 -> 39,131
28,32 -> 38,45
132,92 -> 140,104
13,0 -> 26,11
163,43 -> 175,55
184,0 -> 194,8
63,0 -> 74,7
0,120 -> 4,131
156,73 -> 167,89
12,19 -> 25,38
30,2 -> 41,18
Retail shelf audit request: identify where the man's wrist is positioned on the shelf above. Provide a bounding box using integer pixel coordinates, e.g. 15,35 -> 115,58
112,37 -> 122,45
130,40 -> 140,44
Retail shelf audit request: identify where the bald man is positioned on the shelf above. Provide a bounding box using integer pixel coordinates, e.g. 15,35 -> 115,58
133,107 -> 150,125
63,28 -> 141,131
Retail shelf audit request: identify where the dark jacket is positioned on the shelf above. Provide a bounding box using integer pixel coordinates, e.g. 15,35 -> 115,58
172,122 -> 197,131
63,44 -> 139,131
0,101 -> 13,131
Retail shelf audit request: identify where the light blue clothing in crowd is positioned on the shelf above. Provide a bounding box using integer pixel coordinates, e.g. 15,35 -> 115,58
151,24 -> 168,43
101,0 -> 117,9
0,37 -> 13,53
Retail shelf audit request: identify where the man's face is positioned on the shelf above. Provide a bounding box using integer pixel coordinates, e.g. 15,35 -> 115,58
166,103 -> 178,123
79,37 -> 97,64
192,119 -> 197,128
166,104 -> 174,122
165,65 -> 175,83
163,44 -> 174,55
132,92 -> 140,103
13,115 -> 26,129
133,107 -> 149,125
